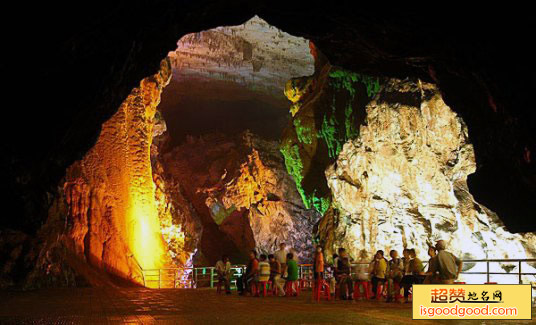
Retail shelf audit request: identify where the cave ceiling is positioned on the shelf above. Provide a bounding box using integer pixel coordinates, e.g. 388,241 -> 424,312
159,16 -> 314,143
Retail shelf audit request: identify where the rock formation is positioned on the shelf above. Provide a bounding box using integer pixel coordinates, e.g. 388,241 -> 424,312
155,131 -> 319,265
168,15 -> 314,99
152,118 -> 202,272
146,17 -> 318,265
3,13 -> 534,288
316,78 -> 536,281
6,8 -> 536,267
159,16 -> 315,145
279,56 -> 536,282
221,132 -> 319,261
1,18 -> 317,287
280,53 -> 380,216
20,59 -> 174,288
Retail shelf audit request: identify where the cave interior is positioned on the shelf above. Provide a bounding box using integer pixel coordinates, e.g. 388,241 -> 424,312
154,16 -> 315,265
1,5 -> 535,289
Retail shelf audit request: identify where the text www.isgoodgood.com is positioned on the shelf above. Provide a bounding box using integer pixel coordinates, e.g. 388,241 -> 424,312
419,305 -> 518,318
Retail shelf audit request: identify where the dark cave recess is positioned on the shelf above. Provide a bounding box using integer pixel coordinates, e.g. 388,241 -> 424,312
158,78 -> 290,145
2,3 -> 534,232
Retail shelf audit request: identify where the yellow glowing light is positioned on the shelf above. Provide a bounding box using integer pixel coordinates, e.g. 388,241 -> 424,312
128,192 -> 167,270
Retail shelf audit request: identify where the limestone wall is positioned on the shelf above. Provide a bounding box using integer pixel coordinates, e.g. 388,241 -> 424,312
319,79 -> 536,282
30,59 -> 173,286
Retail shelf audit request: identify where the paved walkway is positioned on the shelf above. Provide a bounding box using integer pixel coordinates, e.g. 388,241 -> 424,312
0,288 -> 533,324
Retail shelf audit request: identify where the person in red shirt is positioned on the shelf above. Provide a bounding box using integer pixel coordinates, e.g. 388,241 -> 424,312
238,250 -> 259,295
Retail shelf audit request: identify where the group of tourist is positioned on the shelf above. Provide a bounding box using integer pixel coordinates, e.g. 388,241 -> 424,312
214,239 -> 463,303
326,239 -> 463,302
215,243 -> 300,296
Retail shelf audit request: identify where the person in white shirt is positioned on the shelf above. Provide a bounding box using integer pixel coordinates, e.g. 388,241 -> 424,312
215,255 -> 232,294
258,254 -> 271,283
354,250 -> 370,281
274,243 -> 288,276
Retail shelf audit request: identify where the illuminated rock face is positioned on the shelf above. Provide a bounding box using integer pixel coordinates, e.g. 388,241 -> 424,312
150,18 -> 318,265
168,15 -> 314,99
151,121 -> 202,270
280,58 -> 379,216
28,60 -> 173,286
220,132 -> 320,262
156,132 -> 256,265
318,78 -> 536,280
160,16 -> 315,144
22,16 -> 533,287
156,131 -> 319,264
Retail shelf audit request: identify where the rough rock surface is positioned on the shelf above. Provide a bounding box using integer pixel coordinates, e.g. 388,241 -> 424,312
318,78 -> 536,281
5,6 -> 535,245
157,131 -> 319,265
9,17 -> 315,286
156,132 -> 254,265
151,118 -> 202,270
159,16 -> 314,144
3,8 -> 535,287
168,15 -> 313,99
20,59 -> 174,287
280,56 -> 379,216
221,132 -> 319,261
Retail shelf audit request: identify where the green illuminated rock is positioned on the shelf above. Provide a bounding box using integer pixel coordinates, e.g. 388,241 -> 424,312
281,62 -> 383,216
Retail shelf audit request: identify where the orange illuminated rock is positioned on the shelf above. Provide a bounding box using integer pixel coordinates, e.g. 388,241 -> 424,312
152,129 -> 201,272
156,131 -> 319,265
29,59 -> 173,287
221,132 -> 319,261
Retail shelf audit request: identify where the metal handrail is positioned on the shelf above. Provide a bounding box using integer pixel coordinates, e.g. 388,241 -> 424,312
141,259 -> 536,288
345,259 -> 536,284
142,265 -> 247,288
454,259 -> 536,262
458,259 -> 536,284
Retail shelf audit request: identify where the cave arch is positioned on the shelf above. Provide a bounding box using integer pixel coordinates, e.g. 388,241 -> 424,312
5,5 -> 534,235
151,16 -> 318,267
2,5 -> 535,288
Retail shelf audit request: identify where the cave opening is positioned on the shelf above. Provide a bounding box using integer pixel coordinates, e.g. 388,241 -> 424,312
152,16 -> 318,267
3,11 -> 535,292
147,15 -> 536,283
51,16 -> 536,287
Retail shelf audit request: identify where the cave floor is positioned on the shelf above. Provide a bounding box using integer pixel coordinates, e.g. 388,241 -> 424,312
0,288 -> 533,324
